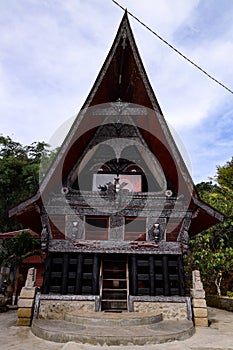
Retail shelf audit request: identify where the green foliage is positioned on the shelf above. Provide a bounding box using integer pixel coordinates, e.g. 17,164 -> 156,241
187,157 -> 233,295
217,158 -> 233,190
0,231 -> 42,302
0,230 -> 41,268
0,135 -> 57,232
196,157 -> 233,248
227,291 -> 233,297
187,235 -> 233,295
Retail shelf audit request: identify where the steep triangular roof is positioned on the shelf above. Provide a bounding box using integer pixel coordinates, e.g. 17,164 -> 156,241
9,12 -> 224,234
32,12 -> 191,197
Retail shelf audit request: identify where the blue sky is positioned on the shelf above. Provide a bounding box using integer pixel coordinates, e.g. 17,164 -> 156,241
0,0 -> 232,183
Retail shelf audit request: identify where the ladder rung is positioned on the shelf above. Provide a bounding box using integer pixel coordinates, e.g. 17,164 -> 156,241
102,288 -> 127,291
103,278 -> 126,281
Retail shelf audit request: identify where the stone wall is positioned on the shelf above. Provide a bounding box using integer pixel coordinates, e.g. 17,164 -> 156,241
133,301 -> 188,320
218,296 -> 233,311
206,295 -> 233,312
38,300 -> 95,319
17,267 -> 37,326
129,296 -> 192,321
191,270 -> 208,327
17,287 -> 36,326
34,295 -> 99,320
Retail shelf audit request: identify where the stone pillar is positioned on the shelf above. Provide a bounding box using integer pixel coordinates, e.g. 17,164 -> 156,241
16,267 -> 37,326
191,270 -> 208,327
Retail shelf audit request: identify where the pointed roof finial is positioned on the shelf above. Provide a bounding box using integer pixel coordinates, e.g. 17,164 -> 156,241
112,0 -> 127,15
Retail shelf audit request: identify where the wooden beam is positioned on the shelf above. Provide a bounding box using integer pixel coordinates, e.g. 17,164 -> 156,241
162,255 -> 170,296
75,254 -> 83,294
177,255 -> 185,296
149,256 -> 155,296
61,253 -> 69,294
129,255 -> 138,295
42,253 -> 52,294
92,254 -> 99,295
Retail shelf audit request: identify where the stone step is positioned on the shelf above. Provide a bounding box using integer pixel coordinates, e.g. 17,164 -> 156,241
31,318 -> 194,346
101,299 -> 127,311
65,311 -> 163,327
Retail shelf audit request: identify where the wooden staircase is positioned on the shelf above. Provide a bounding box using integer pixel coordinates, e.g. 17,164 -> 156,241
100,255 -> 128,312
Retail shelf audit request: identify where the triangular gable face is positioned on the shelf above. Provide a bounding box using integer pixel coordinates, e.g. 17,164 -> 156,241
38,12 -> 193,200
83,13 -> 162,111
65,116 -> 167,196
9,12 -> 224,238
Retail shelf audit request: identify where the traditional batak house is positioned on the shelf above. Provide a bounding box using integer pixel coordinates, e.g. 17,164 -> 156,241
9,13 -> 223,319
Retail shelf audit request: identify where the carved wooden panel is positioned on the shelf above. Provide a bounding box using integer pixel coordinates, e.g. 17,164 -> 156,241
109,215 -> 124,240
66,215 -> 84,240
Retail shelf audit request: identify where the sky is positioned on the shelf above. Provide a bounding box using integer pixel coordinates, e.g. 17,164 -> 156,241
0,0 -> 233,183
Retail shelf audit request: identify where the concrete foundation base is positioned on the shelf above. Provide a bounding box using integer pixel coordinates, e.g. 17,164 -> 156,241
31,311 -> 194,346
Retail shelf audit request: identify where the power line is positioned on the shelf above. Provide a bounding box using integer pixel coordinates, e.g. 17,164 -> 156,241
112,0 -> 233,95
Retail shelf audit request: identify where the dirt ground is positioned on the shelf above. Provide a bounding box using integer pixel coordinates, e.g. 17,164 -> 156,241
0,307 -> 233,350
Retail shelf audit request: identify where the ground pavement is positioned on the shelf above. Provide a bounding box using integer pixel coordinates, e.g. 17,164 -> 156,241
0,307 -> 233,350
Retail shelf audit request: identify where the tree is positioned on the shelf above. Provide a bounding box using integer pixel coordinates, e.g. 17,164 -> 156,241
217,158 -> 233,190
0,230 -> 41,302
187,235 -> 233,295
195,157 -> 233,248
0,135 -> 57,232
188,157 -> 233,295
0,231 -> 41,267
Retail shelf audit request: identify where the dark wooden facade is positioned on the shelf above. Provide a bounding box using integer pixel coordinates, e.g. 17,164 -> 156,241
9,13 -> 224,311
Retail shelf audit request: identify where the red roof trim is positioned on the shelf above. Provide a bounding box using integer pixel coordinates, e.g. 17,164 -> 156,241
0,228 -> 40,239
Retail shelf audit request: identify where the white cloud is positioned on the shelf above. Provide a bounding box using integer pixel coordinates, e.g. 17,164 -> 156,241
179,105 -> 233,182
0,0 -> 232,182
118,0 -> 200,38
